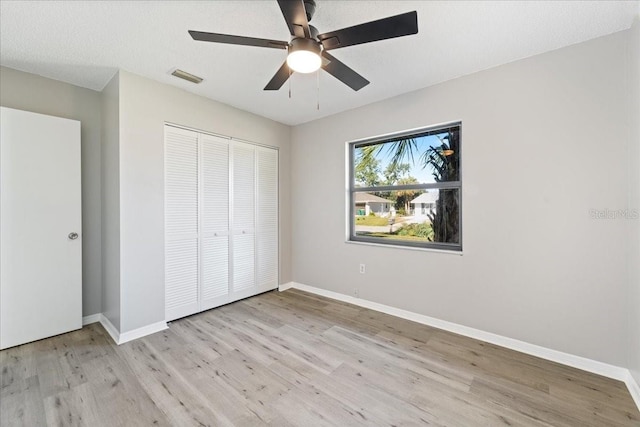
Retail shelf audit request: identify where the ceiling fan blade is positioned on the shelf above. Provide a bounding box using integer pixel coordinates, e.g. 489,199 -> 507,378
264,61 -> 291,90
189,30 -> 288,49
318,11 -> 418,51
277,0 -> 311,38
321,52 -> 369,91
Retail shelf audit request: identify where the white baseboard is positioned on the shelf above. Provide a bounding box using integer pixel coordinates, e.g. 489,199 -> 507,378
278,282 -> 294,292
98,314 -> 120,344
82,313 -> 101,326
626,371 -> 640,411
118,321 -> 168,344
288,282 -> 639,410
85,313 -> 167,345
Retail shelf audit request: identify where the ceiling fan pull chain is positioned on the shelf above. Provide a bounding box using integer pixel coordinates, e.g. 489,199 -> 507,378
317,69 -> 320,111
288,67 -> 292,99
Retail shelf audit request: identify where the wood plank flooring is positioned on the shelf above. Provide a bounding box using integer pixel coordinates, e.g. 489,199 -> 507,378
1,289 -> 639,426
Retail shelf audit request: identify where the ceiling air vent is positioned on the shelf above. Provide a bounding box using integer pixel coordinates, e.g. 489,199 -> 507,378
171,69 -> 203,84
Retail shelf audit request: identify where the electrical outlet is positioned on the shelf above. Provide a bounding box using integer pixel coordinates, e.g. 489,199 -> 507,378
354,288 -> 359,298
359,264 -> 365,274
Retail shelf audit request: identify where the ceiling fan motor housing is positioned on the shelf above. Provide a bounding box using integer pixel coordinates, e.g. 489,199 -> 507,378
304,0 -> 316,22
288,37 -> 321,55
308,25 -> 320,40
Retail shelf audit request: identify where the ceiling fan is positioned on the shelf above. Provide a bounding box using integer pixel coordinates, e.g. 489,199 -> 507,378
189,0 -> 418,91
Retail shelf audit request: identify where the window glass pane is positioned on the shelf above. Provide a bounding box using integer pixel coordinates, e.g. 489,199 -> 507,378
353,188 -> 460,245
353,127 -> 460,187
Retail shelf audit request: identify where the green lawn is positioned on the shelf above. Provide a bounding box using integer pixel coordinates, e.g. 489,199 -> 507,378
354,216 -> 390,226
356,231 -> 428,242
355,221 -> 434,242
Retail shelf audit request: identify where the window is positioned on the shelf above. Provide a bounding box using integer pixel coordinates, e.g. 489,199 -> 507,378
348,123 -> 461,251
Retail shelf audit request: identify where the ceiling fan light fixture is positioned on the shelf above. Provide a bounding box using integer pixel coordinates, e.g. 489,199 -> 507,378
286,38 -> 321,73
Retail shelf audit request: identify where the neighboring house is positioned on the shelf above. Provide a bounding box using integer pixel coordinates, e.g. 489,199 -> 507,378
355,192 -> 394,216
411,191 -> 439,217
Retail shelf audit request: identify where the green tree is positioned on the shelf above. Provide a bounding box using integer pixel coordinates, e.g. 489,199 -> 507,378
381,162 -> 421,213
365,129 -> 460,243
354,146 -> 381,187
383,162 -> 410,185
396,176 -> 420,214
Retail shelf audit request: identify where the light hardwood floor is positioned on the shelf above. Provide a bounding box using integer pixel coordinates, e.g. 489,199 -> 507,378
1,289 -> 639,426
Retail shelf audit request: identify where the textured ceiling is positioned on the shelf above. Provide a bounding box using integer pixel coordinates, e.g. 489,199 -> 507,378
0,1 -> 637,125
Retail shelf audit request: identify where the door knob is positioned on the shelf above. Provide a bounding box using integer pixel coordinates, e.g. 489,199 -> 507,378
68,232 -> 79,240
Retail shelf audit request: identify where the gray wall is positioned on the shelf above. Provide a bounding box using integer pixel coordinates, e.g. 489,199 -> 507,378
100,72 -> 121,329
628,17 -> 640,387
291,31 -> 631,366
0,66 -> 103,317
1,26 -> 637,378
117,70 -> 292,333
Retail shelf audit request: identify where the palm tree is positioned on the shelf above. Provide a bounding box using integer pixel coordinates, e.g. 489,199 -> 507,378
396,176 -> 420,214
373,128 -> 460,243
354,146 -> 381,187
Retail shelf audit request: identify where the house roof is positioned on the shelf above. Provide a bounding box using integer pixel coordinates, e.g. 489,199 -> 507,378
411,192 -> 439,204
355,192 -> 393,204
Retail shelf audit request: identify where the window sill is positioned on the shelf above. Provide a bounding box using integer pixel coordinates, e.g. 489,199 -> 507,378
345,239 -> 463,255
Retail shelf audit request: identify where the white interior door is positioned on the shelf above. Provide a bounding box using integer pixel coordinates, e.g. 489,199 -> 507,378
231,142 -> 256,299
256,147 -> 279,291
164,126 -> 199,321
0,107 -> 82,350
200,134 -> 230,311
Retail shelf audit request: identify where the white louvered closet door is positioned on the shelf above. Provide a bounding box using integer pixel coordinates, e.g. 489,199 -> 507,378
165,125 -> 278,322
231,142 -> 256,298
165,126 -> 199,321
256,147 -> 279,291
200,134 -> 231,311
